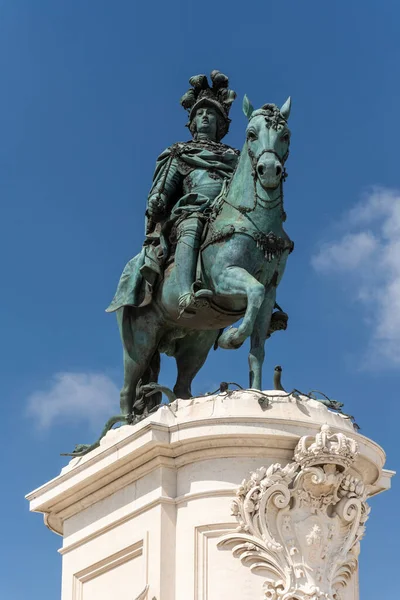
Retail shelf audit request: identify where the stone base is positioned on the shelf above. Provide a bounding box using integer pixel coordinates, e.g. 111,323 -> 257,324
26,390 -> 393,600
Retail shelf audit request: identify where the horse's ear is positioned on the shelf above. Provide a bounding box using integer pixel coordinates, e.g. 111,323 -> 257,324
243,94 -> 254,120
280,96 -> 291,120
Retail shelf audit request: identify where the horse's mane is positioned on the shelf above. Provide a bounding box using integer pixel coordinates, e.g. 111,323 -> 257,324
250,104 -> 287,130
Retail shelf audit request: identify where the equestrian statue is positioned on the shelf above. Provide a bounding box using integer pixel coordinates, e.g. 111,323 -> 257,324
104,70 -> 293,420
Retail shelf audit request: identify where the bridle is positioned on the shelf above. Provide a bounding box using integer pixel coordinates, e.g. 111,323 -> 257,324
216,113 -> 291,217
246,107 -> 290,198
246,144 -> 289,213
202,119 -> 292,253
248,147 -> 289,174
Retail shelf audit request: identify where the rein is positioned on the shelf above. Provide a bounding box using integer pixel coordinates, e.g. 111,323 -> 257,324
218,146 -> 286,217
200,130 -> 291,254
248,148 -> 289,173
219,183 -> 283,216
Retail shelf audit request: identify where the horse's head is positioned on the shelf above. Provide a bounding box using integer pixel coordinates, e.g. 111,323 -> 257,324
243,96 -> 291,189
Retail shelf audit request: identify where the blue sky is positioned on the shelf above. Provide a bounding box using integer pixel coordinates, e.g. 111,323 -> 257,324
1,1 -> 398,598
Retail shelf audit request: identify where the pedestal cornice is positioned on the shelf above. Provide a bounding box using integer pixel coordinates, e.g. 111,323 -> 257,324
26,390 -> 392,537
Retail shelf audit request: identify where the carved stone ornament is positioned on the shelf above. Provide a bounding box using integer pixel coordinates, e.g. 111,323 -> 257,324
218,425 -> 370,600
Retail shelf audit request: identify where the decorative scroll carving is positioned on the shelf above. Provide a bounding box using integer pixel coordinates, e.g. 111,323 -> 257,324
218,425 -> 370,600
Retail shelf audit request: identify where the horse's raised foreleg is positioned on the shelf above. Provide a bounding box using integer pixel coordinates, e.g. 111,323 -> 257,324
173,329 -> 219,398
215,267 -> 265,350
249,287 -> 277,389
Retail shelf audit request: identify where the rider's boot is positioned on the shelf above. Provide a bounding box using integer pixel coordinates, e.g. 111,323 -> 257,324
175,216 -> 212,317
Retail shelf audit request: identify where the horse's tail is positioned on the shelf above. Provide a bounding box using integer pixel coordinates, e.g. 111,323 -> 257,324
143,349 -> 161,386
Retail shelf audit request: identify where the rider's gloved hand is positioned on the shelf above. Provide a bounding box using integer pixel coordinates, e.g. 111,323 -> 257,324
146,194 -> 168,222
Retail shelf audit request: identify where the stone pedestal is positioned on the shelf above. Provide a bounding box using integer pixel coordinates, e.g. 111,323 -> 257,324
27,390 -> 393,600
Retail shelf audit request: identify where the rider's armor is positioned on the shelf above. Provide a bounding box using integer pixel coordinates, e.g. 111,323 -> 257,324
146,139 -> 239,315
147,142 -> 237,210
183,166 -> 225,197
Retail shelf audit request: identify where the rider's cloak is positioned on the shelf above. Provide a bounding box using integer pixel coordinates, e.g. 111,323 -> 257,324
106,141 -> 239,313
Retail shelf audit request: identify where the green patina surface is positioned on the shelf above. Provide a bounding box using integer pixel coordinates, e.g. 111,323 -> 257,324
67,71 -> 296,456
108,70 -> 293,417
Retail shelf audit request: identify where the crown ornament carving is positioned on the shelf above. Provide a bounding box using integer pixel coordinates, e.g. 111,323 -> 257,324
294,424 -> 359,471
218,425 -> 369,600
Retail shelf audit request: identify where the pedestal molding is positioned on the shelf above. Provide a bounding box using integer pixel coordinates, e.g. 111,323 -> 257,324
59,497 -> 174,554
72,539 -> 146,599
194,523 -> 237,600
59,489 -> 236,555
28,393 -> 390,539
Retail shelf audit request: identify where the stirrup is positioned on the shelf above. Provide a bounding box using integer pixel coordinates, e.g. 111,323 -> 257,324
191,280 -> 213,299
193,288 -> 213,299
178,293 -> 197,319
178,286 -> 213,318
267,310 -> 288,338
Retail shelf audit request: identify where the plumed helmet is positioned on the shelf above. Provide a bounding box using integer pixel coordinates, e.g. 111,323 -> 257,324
180,70 -> 236,141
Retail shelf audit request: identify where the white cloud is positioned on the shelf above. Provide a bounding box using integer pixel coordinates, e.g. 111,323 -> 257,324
347,187 -> 399,227
26,372 -> 119,430
311,187 -> 400,367
311,231 -> 378,273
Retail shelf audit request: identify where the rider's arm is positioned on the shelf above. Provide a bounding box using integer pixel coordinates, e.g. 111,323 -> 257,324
146,148 -> 183,222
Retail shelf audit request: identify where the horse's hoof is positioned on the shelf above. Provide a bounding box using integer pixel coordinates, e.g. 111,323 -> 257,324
218,328 -> 244,350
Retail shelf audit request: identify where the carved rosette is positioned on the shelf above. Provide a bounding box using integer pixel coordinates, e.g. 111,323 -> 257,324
218,425 -> 370,600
